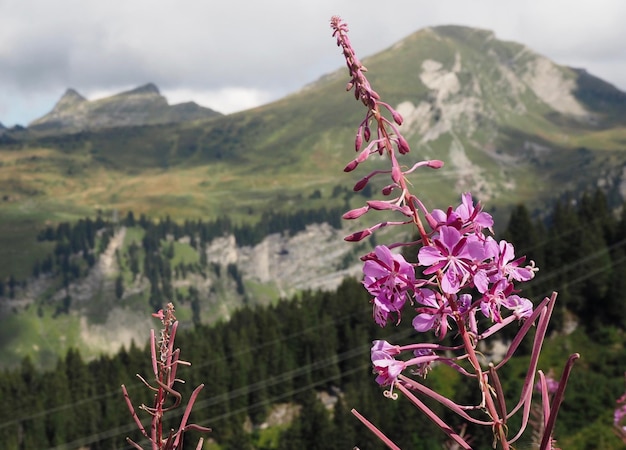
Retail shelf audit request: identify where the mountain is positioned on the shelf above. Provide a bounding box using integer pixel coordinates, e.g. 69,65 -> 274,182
3,24 -> 626,272
27,83 -> 222,133
1,25 -> 626,368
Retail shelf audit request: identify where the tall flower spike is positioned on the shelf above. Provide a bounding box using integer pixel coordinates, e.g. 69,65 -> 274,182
122,303 -> 211,449
331,15 -> 575,450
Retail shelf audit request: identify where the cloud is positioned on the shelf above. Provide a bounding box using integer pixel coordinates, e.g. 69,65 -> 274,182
163,87 -> 276,115
0,0 -> 624,126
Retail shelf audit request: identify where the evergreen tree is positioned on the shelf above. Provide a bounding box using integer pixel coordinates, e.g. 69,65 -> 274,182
115,274 -> 124,299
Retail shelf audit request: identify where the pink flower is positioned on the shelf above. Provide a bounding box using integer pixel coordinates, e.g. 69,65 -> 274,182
412,289 -> 451,338
480,279 -> 532,322
410,348 -> 437,378
363,245 -> 416,325
371,340 -> 401,360
456,192 -> 494,235
372,357 -> 406,386
494,240 -> 536,283
418,226 -> 485,294
535,375 -> 559,395
502,295 -> 533,320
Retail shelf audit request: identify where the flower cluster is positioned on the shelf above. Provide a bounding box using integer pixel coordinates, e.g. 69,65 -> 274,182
363,193 -> 536,334
331,15 -> 578,450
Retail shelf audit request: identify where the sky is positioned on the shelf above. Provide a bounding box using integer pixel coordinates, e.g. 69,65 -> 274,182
0,0 -> 625,127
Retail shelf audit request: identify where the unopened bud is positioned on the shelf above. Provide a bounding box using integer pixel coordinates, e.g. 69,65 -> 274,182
364,126 -> 371,142
366,200 -> 392,211
367,201 -> 413,217
342,206 -> 369,220
344,160 -> 359,172
397,136 -> 410,154
391,109 -> 404,126
353,176 -> 369,192
355,132 -> 363,151
428,160 -> 444,169
344,229 -> 372,242
381,185 -> 395,196
392,164 -> 403,184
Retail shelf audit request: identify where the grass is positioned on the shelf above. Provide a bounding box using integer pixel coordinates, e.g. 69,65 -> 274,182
169,241 -> 200,266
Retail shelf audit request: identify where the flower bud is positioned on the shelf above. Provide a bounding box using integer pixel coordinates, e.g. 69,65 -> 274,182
366,200 -> 392,211
397,136 -> 410,154
367,201 -> 413,217
355,131 -> 363,151
391,109 -> 404,126
344,228 -> 372,242
353,176 -> 369,192
342,206 -> 369,219
364,126 -> 371,142
428,160 -> 444,169
392,164 -> 403,184
344,160 -> 359,172
381,185 -> 395,196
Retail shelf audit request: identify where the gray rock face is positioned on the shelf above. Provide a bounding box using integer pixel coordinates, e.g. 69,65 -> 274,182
205,223 -> 363,297
29,83 -> 222,134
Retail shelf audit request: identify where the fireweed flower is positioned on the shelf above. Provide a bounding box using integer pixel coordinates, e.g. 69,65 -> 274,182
534,374 -> 559,395
412,289 -> 451,337
418,226 -> 485,294
371,346 -> 438,387
494,239 -> 536,283
455,192 -> 494,235
479,278 -> 527,323
371,339 -> 401,359
426,192 -> 491,236
363,245 -> 416,325
411,348 -> 437,378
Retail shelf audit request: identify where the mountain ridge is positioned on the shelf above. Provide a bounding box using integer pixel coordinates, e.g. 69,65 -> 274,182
28,82 -> 223,133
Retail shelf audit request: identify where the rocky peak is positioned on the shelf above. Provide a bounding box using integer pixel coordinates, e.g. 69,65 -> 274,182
115,83 -> 161,97
54,88 -> 87,111
28,83 -> 222,134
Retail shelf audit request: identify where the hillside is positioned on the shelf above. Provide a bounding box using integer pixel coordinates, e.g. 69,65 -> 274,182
1,24 -> 626,367
1,27 -> 625,220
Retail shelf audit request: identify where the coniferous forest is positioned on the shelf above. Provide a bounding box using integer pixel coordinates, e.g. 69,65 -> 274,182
0,190 -> 625,449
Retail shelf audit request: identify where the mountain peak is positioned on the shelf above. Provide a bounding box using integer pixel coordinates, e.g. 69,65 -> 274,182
54,88 -> 87,110
118,83 -> 161,97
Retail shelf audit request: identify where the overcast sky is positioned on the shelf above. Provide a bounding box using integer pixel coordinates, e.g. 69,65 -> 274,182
1,0 -> 624,127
